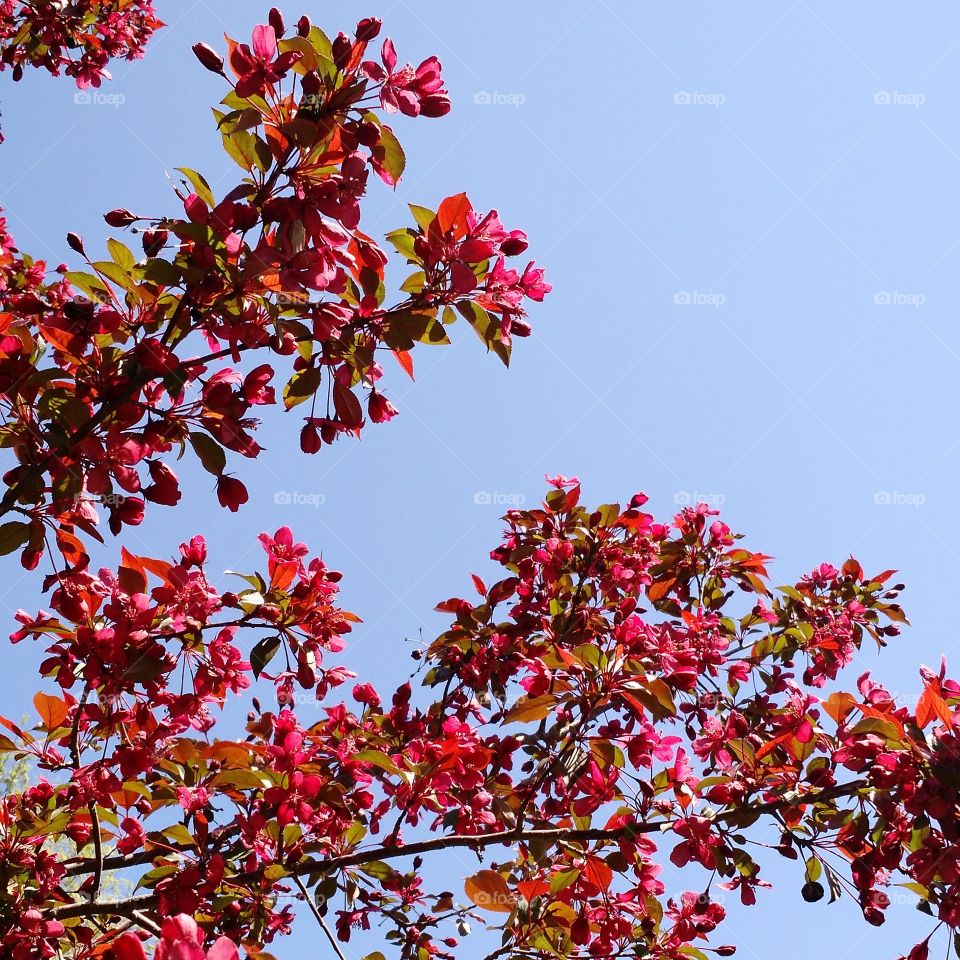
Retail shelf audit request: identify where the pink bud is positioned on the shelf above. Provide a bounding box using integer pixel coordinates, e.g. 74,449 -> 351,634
104,207 -> 138,228
355,17 -> 382,42
192,42 -> 224,74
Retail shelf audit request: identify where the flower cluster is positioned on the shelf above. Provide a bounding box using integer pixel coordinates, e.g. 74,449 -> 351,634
3,7 -> 958,960
0,10 -> 548,570
0,478 -> 955,960
0,0 -> 162,91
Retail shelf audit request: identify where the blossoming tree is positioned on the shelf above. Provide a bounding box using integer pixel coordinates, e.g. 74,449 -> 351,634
0,8 -> 953,960
1,1 -> 161,89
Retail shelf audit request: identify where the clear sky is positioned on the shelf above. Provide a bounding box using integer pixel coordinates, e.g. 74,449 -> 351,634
3,2 -> 960,957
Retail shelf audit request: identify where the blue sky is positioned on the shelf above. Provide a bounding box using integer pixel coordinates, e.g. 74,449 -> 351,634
4,1 -> 960,957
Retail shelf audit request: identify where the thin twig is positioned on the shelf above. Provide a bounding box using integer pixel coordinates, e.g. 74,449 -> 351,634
130,911 -> 163,937
293,876 -> 346,960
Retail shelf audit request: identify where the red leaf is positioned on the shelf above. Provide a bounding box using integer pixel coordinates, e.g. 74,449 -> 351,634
34,692 -> 69,731
393,349 -> 415,380
464,870 -> 514,913
822,692 -> 858,725
584,858 -> 612,892
517,880 -> 550,902
436,192 -> 472,237
647,577 -> 677,603
55,527 -> 87,568
917,683 -> 952,729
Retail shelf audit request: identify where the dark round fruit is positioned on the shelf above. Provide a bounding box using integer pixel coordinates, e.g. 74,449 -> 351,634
801,881 -> 825,903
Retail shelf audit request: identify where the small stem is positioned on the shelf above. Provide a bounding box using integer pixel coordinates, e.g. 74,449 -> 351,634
293,876 -> 346,960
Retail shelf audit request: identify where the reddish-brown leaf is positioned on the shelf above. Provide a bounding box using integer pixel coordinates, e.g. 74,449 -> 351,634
464,870 -> 515,913
436,192 -> 472,237
34,692 -> 69,731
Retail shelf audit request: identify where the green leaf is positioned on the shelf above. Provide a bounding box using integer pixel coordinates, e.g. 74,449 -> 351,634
283,365 -> 322,410
279,36 -> 318,73
222,127 -> 272,173
89,261 -> 128,290
250,636 -> 281,679
189,431 -> 226,477
142,258 -> 182,286
354,750 -> 403,776
123,656 -> 171,683
345,821 -> 367,846
106,238 -> 136,272
64,271 -> 110,303
373,123 -> 406,185
385,228 -> 418,261
385,309 -> 448,348
399,271 -> 426,295
163,823 -> 196,846
408,204 -> 436,231
549,869 -> 579,894
0,522 -> 30,556
175,167 -> 216,207
307,25 -> 334,62
456,300 -> 511,366
239,590 -> 265,614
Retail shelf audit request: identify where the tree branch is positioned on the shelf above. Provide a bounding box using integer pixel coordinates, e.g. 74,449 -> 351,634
51,779 -> 867,921
293,875 -> 346,960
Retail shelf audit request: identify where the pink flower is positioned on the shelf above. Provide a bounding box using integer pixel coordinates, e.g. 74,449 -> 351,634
368,390 -> 399,423
216,476 -> 249,512
258,527 -> 308,563
362,41 -> 450,117
229,24 -> 302,99
520,261 -> 551,301
116,816 -> 146,854
112,915 -> 238,960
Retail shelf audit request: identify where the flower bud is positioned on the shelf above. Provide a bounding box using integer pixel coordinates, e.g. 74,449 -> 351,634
142,229 -> 168,258
332,33 -> 352,71
357,120 -> 381,147
300,421 -> 322,454
500,230 -> 528,256
191,42 -> 224,74
268,7 -> 285,35
216,475 -> 249,513
368,390 -> 398,423
355,17 -> 382,42
66,232 -> 85,255
104,207 -> 138,228
419,93 -> 451,118
297,15 -> 311,37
